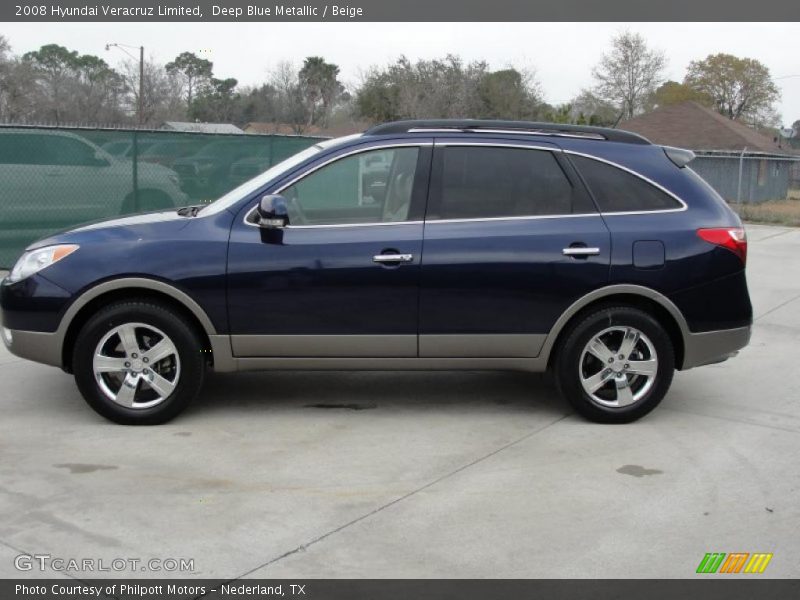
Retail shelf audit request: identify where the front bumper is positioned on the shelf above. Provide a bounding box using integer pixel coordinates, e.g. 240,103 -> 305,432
1,326 -> 61,367
681,325 -> 752,369
1,275 -> 66,368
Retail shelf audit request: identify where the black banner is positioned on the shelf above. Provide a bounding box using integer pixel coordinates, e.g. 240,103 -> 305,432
3,580 -> 800,600
2,0 -> 799,22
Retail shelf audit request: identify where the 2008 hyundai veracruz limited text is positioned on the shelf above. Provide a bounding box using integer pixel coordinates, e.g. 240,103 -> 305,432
0,120 -> 752,424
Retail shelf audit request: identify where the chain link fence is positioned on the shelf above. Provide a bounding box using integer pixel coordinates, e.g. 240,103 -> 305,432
692,151 -> 800,204
0,124 -> 327,267
3,125 -> 798,268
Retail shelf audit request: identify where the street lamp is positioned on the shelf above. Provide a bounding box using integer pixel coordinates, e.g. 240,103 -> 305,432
106,42 -> 144,125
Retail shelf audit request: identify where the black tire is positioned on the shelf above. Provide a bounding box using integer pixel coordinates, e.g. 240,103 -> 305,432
73,300 -> 205,425
554,305 -> 675,424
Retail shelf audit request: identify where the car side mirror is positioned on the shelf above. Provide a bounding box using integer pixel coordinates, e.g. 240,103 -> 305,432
257,194 -> 289,228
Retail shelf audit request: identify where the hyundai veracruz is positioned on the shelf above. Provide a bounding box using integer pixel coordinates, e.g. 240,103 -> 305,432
0,120 -> 752,424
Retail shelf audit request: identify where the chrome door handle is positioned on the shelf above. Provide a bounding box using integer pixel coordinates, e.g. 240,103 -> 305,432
562,247 -> 600,256
373,253 -> 414,263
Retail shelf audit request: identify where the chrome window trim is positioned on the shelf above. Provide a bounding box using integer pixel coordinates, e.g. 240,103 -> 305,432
243,142 -> 431,229
564,150 -> 689,214
242,141 -> 689,228
429,141 -> 597,223
285,220 -> 423,230
426,213 -> 601,225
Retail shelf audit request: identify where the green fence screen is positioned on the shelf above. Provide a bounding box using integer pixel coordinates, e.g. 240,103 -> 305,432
0,125 -> 327,267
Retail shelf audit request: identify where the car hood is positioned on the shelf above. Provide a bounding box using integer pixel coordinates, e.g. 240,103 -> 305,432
28,210 -> 191,250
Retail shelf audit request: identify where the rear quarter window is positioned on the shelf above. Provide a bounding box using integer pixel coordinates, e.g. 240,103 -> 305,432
571,155 -> 682,213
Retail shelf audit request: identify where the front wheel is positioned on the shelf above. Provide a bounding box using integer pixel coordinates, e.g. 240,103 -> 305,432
554,306 -> 675,423
73,300 -> 205,424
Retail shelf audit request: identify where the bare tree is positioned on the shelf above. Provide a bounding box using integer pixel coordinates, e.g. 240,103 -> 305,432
592,31 -> 666,122
268,61 -> 309,133
120,56 -> 184,126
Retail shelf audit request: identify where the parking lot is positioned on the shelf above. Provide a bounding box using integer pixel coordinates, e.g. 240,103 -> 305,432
0,223 -> 798,580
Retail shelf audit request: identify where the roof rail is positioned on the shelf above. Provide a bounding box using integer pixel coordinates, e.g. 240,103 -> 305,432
364,119 -> 651,145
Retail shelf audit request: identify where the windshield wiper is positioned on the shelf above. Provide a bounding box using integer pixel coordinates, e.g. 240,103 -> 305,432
177,205 -> 203,217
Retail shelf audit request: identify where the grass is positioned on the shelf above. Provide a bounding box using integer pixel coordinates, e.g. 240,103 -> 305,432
730,193 -> 800,227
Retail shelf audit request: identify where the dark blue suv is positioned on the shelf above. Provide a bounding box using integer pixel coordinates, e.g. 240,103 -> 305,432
0,120 -> 752,424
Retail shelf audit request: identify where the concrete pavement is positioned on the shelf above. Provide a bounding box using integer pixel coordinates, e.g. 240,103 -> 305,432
0,224 -> 798,580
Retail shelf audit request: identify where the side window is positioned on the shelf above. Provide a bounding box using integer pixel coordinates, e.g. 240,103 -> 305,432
434,146 -> 592,220
571,155 -> 682,213
282,147 -> 419,225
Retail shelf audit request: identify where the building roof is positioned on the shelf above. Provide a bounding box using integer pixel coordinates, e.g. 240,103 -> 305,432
161,121 -> 244,134
621,102 -> 794,155
243,121 -> 369,137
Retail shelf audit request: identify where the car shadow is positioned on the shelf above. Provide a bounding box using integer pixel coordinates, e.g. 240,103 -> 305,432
189,369 -> 567,418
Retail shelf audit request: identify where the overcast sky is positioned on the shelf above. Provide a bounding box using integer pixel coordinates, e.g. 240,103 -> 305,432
3,22 -> 799,125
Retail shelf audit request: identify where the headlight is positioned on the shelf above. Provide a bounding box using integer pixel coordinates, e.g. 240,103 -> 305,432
7,245 -> 79,283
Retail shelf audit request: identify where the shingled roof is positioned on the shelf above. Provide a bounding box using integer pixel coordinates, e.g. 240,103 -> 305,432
621,101 -> 792,154
161,121 -> 244,134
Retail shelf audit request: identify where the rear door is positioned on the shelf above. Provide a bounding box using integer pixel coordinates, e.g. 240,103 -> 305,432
419,139 -> 611,358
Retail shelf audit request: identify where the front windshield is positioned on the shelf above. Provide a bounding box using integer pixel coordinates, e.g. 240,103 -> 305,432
200,134 -> 362,215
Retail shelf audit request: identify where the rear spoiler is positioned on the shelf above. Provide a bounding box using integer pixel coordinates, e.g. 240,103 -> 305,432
663,146 -> 696,168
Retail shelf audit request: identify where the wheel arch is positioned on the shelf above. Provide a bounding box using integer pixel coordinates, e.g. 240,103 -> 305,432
59,278 -> 217,373
542,285 -> 688,371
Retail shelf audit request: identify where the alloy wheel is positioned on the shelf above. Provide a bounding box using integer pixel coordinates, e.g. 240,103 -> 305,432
92,322 -> 181,409
579,326 -> 658,409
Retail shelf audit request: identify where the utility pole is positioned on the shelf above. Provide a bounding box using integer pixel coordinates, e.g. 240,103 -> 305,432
106,42 -> 145,212
138,45 -> 144,126
106,42 -> 145,125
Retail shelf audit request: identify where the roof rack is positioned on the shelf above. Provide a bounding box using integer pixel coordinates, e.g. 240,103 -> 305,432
364,119 -> 651,145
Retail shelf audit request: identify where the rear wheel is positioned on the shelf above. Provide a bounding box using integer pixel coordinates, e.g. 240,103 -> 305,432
554,306 -> 675,423
73,300 -> 205,424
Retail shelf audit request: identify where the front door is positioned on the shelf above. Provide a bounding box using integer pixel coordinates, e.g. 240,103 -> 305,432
227,142 -> 431,357
419,140 -> 611,358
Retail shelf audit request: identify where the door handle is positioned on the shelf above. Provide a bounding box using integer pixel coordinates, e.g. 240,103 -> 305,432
562,247 -> 600,257
373,253 -> 414,263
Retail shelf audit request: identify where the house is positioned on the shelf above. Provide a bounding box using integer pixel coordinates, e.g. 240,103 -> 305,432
621,102 -> 799,202
161,121 -> 244,134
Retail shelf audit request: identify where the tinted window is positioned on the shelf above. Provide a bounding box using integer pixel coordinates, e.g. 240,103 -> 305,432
571,155 -> 682,212
281,147 -> 419,225
435,146 -> 591,220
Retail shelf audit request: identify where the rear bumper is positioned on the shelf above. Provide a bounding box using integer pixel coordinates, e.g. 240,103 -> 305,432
681,325 -> 751,370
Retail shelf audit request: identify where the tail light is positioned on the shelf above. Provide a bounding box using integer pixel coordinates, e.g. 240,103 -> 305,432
697,227 -> 747,265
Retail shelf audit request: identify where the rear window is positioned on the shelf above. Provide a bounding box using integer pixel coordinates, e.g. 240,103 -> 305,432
571,155 -> 682,213
434,146 -> 594,220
